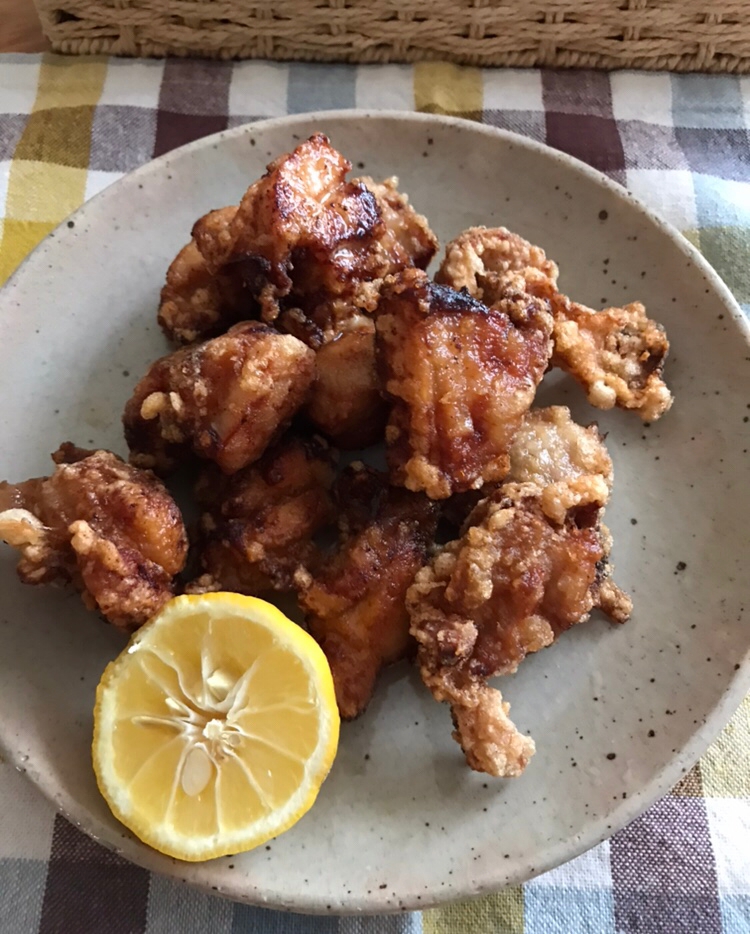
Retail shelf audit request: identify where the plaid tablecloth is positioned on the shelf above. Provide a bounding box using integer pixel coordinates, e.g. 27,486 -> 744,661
1,54 -> 750,934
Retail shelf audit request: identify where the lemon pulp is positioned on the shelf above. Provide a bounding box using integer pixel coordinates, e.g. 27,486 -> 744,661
93,593 -> 339,861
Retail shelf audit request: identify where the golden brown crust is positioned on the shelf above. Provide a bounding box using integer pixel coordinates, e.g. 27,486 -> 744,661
436,225 -> 559,306
375,268 -> 553,499
123,321 -> 316,475
507,405 -> 614,523
551,299 -> 672,422
296,464 -> 438,720
189,138 -> 437,349
0,446 -> 187,632
357,175 -> 438,273
408,477 -> 630,776
451,685 -> 536,778
438,226 -> 672,422
192,135 -> 387,320
158,209 -> 252,345
508,406 -> 613,489
188,435 -> 336,595
304,319 -> 388,449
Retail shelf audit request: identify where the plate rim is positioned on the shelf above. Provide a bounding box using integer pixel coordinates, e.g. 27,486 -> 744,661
2,108 -> 750,914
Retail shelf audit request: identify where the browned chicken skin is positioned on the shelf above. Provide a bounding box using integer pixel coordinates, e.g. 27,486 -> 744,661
192,135 -> 436,331
437,226 -> 672,422
551,298 -> 672,423
295,464 -> 439,719
408,477 -> 630,778
408,406 -> 630,777
436,225 -> 560,306
157,208 -> 252,345
440,404 -> 614,534
357,176 -> 437,272
188,435 -> 336,595
0,443 -> 188,632
123,321 -> 316,475
375,268 -> 553,499
304,319 -> 388,449
158,138 -> 436,450
192,134 -> 380,313
507,405 -> 614,523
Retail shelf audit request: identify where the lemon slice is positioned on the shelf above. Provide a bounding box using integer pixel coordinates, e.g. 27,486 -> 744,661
92,593 -> 339,861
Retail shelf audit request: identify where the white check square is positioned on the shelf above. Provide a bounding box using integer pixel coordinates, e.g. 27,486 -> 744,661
706,798 -> 750,896
98,59 -> 165,110
528,840 -> 613,891
612,73 -> 673,126
356,65 -> 415,111
229,63 -> 289,117
625,168 -> 697,231
483,70 -> 544,112
0,59 -> 40,115
84,170 -> 124,202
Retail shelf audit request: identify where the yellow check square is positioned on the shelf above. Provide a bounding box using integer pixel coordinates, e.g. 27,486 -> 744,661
0,218 -> 57,285
5,161 -> 87,224
701,696 -> 750,798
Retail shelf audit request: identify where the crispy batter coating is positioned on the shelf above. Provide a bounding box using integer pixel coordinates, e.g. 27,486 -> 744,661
193,134 -> 378,299
551,298 -> 672,422
181,140 -> 436,450
436,225 -> 559,306
408,480 -> 631,777
158,208 -> 252,345
188,435 -> 336,595
438,226 -> 672,421
191,137 -> 437,347
192,136 -> 433,325
0,443 -> 187,632
507,405 -> 613,523
295,464 -> 438,719
441,405 -> 613,533
304,318 -> 388,449
375,268 -> 553,499
123,321 -> 316,475
358,176 -> 437,272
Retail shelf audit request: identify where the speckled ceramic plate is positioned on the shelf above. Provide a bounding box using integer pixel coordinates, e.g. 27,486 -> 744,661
1,111 -> 749,914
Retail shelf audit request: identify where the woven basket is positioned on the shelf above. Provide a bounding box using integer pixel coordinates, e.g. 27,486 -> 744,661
34,0 -> 750,72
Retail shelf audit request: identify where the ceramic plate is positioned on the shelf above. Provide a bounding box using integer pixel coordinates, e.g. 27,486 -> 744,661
1,112 -> 749,914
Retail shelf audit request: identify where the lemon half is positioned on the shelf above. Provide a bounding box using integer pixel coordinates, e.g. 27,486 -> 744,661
93,593 -> 339,861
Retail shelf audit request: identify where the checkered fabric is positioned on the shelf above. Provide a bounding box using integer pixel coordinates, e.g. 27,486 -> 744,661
1,54 -> 749,934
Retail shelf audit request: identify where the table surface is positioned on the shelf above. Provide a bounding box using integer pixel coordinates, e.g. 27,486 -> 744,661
1,50 -> 750,934
0,0 -> 48,52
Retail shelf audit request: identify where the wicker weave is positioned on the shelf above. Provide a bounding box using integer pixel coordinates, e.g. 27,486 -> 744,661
34,0 -> 750,72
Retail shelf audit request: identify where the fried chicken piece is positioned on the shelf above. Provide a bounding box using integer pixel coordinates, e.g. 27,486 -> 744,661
438,226 -> 672,421
304,318 -> 388,449
158,208 -> 253,345
551,298 -> 672,423
507,405 -> 613,523
439,405 -> 613,535
192,136 -> 437,338
192,134 -> 379,300
357,176 -> 437,272
192,137 -> 391,316
0,443 -> 188,632
123,321 -> 316,475
408,480 -> 631,777
375,268 -> 553,499
281,174 -> 439,347
188,435 -> 336,595
295,464 -> 438,719
436,225 -> 559,306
